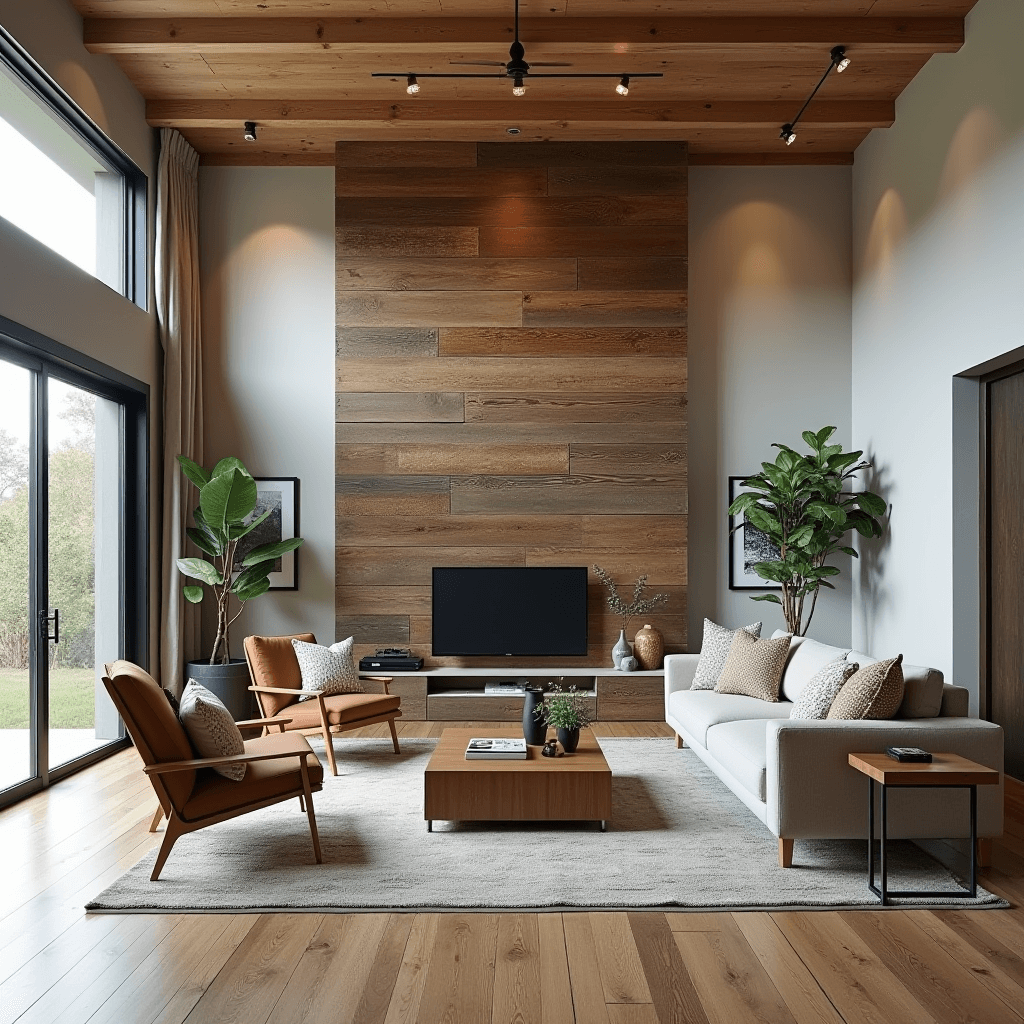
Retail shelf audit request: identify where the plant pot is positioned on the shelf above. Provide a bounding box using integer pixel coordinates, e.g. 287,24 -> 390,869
612,629 -> 632,669
557,727 -> 580,754
633,623 -> 664,670
185,658 -> 255,721
522,684 -> 548,746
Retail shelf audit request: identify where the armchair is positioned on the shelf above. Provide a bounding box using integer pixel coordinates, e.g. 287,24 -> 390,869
243,633 -> 402,776
102,660 -> 324,881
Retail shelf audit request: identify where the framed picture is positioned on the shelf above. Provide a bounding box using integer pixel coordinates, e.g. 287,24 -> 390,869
233,477 -> 300,590
729,476 -> 782,591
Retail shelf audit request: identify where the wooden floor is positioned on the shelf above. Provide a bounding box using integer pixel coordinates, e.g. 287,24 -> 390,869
3,720 -> 1024,1024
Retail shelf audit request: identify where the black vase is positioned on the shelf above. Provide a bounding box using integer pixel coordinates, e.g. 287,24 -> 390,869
522,684 -> 548,746
557,727 -> 580,754
185,658 -> 255,721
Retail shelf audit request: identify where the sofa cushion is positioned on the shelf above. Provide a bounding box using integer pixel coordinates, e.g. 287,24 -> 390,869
668,688 -> 792,747
847,650 -> 878,668
706,720 -> 771,801
790,657 -> 857,720
896,665 -> 945,719
714,631 -> 791,702
691,619 -> 762,691
771,631 -> 852,703
828,655 -> 905,720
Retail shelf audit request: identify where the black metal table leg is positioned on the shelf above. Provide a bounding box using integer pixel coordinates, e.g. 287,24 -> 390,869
868,777 -> 875,893
880,782 -> 889,905
969,784 -> 977,898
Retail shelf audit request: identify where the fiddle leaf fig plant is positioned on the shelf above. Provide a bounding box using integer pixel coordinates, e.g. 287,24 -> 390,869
176,455 -> 303,664
727,426 -> 886,637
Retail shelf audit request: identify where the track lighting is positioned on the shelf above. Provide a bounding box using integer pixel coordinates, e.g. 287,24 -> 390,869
781,124 -> 797,145
243,121 -> 257,141
512,73 -> 526,97
832,46 -> 851,73
616,76 -> 629,96
406,75 -> 420,95
778,45 -> 849,145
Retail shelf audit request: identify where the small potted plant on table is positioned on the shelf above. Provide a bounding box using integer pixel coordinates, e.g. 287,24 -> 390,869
533,685 -> 594,754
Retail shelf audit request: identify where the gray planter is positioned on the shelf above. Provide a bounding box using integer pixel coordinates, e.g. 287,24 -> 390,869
185,658 -> 255,721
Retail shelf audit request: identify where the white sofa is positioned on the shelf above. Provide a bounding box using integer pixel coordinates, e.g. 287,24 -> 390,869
664,634 -> 1003,866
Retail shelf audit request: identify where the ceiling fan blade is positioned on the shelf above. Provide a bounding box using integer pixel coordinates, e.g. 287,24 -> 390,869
528,62 -> 574,67
449,61 -> 507,67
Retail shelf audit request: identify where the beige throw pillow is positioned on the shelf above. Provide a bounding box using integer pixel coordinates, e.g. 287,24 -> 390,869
178,679 -> 246,781
691,619 -> 763,691
292,636 -> 363,699
827,654 -> 905,720
713,630 -> 792,702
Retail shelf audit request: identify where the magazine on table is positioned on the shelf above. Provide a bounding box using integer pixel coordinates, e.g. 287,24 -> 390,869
484,682 -> 526,695
465,738 -> 528,760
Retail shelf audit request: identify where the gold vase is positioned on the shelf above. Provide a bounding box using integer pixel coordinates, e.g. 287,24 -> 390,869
633,623 -> 664,670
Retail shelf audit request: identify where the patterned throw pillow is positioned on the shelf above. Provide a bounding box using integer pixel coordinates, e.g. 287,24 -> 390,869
790,656 -> 858,720
691,619 -> 763,690
178,679 -> 246,781
291,636 -> 364,699
827,655 -> 905,721
713,630 -> 792,702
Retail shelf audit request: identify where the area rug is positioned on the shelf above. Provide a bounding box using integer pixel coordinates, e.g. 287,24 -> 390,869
88,737 -> 1007,912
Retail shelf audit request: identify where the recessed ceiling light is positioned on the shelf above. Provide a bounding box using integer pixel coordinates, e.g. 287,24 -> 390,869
506,127 -> 521,135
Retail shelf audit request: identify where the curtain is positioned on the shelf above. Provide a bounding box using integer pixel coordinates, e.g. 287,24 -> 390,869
156,128 -> 203,694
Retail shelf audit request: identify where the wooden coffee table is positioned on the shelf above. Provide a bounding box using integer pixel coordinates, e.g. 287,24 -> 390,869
424,727 -> 612,832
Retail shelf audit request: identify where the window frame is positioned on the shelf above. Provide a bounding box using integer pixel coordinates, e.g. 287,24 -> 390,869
0,25 -> 148,308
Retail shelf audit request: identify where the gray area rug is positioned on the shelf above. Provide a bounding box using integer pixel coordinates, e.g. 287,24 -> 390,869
88,737 -> 1007,912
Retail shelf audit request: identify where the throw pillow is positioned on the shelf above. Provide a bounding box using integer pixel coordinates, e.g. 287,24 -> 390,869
691,619 -> 763,690
178,679 -> 246,781
790,656 -> 858,720
714,630 -> 792,702
291,636 -> 364,699
827,655 -> 905,721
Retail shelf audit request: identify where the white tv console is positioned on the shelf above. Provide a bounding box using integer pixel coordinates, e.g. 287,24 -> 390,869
358,665 -> 666,722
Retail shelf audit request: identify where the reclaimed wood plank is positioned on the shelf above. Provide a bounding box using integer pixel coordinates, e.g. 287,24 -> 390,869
335,615 -> 411,645
336,546 -> 526,586
335,585 -> 432,615
522,291 -> 686,328
336,514 -> 583,548
336,327 -> 438,359
337,421 -> 688,444
443,329 -> 686,358
336,142 -> 477,167
336,227 -> 478,257
336,167 -> 547,197
465,392 -> 686,422
337,258 -> 577,291
336,443 -> 568,475
337,290 -> 523,328
480,226 -> 685,258
579,257 -> 688,291
336,392 -> 465,423
477,142 -> 688,168
571,444 -> 687,476
452,476 -> 687,515
548,165 -> 687,196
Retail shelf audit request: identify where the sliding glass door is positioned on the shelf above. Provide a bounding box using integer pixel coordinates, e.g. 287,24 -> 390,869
0,325 -> 148,806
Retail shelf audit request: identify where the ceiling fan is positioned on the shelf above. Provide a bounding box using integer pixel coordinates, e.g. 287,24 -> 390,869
371,0 -> 663,97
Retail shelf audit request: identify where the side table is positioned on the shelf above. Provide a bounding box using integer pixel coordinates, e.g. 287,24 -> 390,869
848,752 -> 1000,904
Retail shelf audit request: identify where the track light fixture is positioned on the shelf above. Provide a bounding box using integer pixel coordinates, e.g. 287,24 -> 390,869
512,73 -> 526,97
616,76 -> 629,96
778,45 -> 850,146
406,75 -> 420,95
243,121 -> 257,141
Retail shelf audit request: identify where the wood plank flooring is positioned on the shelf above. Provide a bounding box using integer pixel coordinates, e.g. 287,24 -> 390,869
2,721 -> 1023,1024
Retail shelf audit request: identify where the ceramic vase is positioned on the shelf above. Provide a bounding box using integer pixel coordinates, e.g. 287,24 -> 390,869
620,655 -> 637,672
611,629 -> 632,669
633,623 -> 665,670
522,684 -> 548,746
557,727 -> 580,754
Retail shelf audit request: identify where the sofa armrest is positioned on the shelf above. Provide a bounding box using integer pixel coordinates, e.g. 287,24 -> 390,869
940,683 -> 969,718
764,718 -> 1003,840
664,654 -> 700,720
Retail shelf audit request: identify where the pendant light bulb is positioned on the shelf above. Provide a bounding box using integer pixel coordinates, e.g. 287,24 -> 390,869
616,76 -> 629,96
512,74 -> 526,97
406,75 -> 420,95
243,121 -> 257,142
832,46 -> 850,73
780,124 -> 797,145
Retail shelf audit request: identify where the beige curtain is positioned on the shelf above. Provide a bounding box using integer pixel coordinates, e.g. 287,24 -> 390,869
156,128 -> 204,694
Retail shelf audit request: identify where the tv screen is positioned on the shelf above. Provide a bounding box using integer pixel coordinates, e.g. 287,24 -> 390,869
432,566 -> 588,657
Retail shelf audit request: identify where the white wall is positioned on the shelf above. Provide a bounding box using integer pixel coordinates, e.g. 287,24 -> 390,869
199,167 -> 336,651
0,0 -> 160,664
851,0 -> 1024,704
688,166 -> 854,649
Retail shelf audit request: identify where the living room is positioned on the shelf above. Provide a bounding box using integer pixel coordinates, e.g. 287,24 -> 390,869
1,0 -> 1022,1020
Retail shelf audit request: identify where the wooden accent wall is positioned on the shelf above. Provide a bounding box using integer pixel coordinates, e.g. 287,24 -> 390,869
335,141 -> 687,667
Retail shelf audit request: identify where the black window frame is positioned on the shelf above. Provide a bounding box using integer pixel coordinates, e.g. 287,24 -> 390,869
0,24 -> 148,309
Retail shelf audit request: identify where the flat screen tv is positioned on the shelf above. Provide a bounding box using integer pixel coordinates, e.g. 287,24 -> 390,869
432,566 -> 588,657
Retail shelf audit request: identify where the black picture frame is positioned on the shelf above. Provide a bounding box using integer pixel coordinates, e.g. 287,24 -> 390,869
232,477 -> 300,591
728,475 -> 783,591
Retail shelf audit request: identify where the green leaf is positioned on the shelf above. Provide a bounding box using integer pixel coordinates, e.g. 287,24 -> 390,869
787,524 -> 814,547
856,491 -> 887,517
234,577 -> 272,602
183,585 -> 204,604
200,468 -> 258,533
176,557 -> 221,585
229,506 -> 274,540
815,426 -> 837,446
840,546 -> 859,557
751,593 -> 782,605
211,456 -> 251,479
186,525 -> 221,557
177,455 -> 210,490
801,430 -> 820,451
728,492 -> 760,517
231,559 -> 277,593
241,536 -> 303,566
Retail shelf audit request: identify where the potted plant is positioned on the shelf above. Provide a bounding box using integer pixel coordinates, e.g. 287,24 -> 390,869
533,684 -> 594,753
727,426 -> 886,636
593,565 -> 669,668
176,455 -> 303,717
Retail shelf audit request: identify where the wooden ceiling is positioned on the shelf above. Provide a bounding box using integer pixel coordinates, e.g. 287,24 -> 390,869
72,0 -> 979,164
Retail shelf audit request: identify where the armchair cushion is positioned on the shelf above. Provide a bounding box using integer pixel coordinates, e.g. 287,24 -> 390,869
244,632 -> 316,717
270,691 -> 401,730
104,660 -> 196,807
181,731 -> 323,821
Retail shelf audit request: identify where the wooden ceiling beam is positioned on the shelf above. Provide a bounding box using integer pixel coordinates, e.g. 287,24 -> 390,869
147,98 -> 894,130
85,16 -> 964,54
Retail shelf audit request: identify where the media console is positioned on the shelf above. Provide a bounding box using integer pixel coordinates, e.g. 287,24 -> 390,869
357,665 -> 666,722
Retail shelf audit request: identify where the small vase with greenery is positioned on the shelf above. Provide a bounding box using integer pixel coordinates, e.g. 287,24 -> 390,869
727,426 -> 886,637
533,684 -> 594,753
593,565 -> 669,667
176,455 -> 303,664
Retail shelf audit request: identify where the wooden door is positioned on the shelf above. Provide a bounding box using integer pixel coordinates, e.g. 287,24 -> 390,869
987,367 -> 1024,782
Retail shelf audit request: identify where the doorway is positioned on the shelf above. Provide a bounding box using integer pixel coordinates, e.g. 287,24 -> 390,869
0,320 -> 148,807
